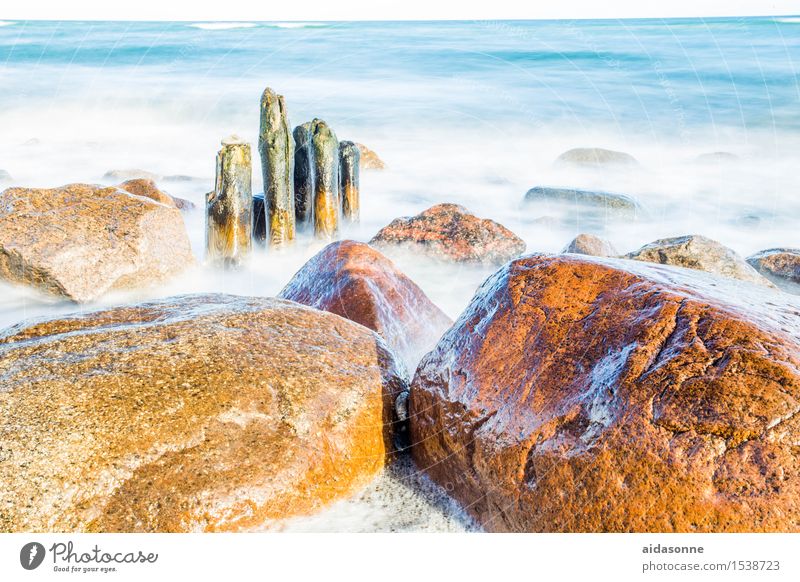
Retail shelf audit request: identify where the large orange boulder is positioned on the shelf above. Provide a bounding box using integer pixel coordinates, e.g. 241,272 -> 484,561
280,240 -> 452,372
370,203 -> 526,265
410,254 -> 800,532
0,294 -> 406,532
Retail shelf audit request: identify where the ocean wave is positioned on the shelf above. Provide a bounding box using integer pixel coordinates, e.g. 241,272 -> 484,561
0,21 -> 17,27
189,22 -> 258,31
265,22 -> 328,29
775,17 -> 800,23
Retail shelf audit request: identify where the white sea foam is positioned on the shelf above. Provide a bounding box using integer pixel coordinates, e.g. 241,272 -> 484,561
775,17 -> 800,23
0,21 -> 17,26
188,22 -> 258,30
266,22 -> 328,29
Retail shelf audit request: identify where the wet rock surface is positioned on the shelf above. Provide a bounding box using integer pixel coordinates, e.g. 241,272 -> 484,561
747,248 -> 800,293
0,183 -> 194,302
410,254 -> 800,532
370,203 -> 526,265
555,147 -> 639,167
626,234 -> 775,288
280,240 -> 452,372
0,293 -> 407,532
562,233 -> 617,257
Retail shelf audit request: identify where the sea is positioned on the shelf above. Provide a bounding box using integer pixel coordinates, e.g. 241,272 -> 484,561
0,17 -> 798,530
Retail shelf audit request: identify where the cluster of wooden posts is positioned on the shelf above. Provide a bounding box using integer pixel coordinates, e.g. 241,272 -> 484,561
205,87 -> 361,267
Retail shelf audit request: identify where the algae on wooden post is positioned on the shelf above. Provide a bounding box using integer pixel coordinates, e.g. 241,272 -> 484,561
258,88 -> 295,247
311,119 -> 339,240
339,140 -> 360,224
293,122 -> 314,230
206,136 -> 252,267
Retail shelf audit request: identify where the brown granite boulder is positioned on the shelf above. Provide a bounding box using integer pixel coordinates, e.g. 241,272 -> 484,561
410,254 -> 800,532
0,294 -> 406,532
117,179 -> 195,211
370,204 -> 526,265
626,235 -> 775,288
562,233 -> 617,257
0,183 -> 195,302
356,143 -> 385,170
747,248 -> 800,293
280,240 -> 452,372
556,147 -> 639,167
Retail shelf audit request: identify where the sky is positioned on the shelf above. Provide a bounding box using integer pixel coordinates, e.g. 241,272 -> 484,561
2,0 -> 799,21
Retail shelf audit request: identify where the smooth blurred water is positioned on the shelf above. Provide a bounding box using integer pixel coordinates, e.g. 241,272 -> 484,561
1,17 -> 799,532
0,17 -> 799,322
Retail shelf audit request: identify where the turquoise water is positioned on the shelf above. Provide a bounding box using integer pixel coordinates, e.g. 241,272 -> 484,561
0,17 -> 799,323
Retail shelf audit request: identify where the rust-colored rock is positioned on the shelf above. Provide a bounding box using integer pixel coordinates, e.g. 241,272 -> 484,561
356,143 -> 385,170
0,183 -> 195,303
0,294 -> 406,532
411,254 -> 800,532
117,179 -> 195,211
280,240 -> 452,372
370,204 -> 526,265
747,248 -> 800,294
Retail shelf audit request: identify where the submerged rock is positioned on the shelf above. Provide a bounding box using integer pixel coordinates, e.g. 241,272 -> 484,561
0,183 -> 194,302
626,235 -> 774,288
356,143 -> 385,170
103,168 -> 161,182
555,147 -> 639,167
695,151 -> 740,164
747,248 -> 800,293
411,254 -> 800,532
280,240 -> 452,372
562,233 -> 617,257
524,186 -> 643,217
370,204 -> 525,265
0,293 -> 407,532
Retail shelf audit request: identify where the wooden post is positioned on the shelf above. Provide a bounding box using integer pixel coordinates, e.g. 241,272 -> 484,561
311,119 -> 339,240
258,87 -> 295,247
206,136 -> 252,267
293,122 -> 314,231
339,140 -> 360,224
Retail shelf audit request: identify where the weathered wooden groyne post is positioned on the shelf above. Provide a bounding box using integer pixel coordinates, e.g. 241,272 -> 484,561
206,136 -> 252,267
293,122 -> 314,231
311,119 -> 339,240
339,140 -> 360,224
258,87 -> 295,247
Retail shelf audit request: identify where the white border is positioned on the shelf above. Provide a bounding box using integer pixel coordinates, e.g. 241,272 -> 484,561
1,0 -> 799,21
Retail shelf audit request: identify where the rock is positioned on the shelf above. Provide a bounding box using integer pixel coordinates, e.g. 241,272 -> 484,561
162,175 -> 197,182
0,170 -> 11,182
172,197 -> 196,211
562,233 -> 617,257
747,248 -> 800,293
258,87 -> 295,247
370,204 -> 526,265
410,253 -> 800,532
0,293 -> 406,532
555,147 -> 639,167
311,119 -> 340,240
206,137 -> 252,268
117,178 -> 177,208
103,168 -> 161,182
293,122 -> 314,229
356,143 -> 385,170
0,183 -> 194,303
524,186 -> 643,217
280,240 -> 452,372
339,141 -> 360,224
626,235 -> 774,288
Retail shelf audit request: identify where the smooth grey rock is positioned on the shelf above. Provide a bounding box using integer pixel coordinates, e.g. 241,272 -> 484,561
747,248 -> 800,294
555,148 -> 639,167
562,234 -> 617,257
